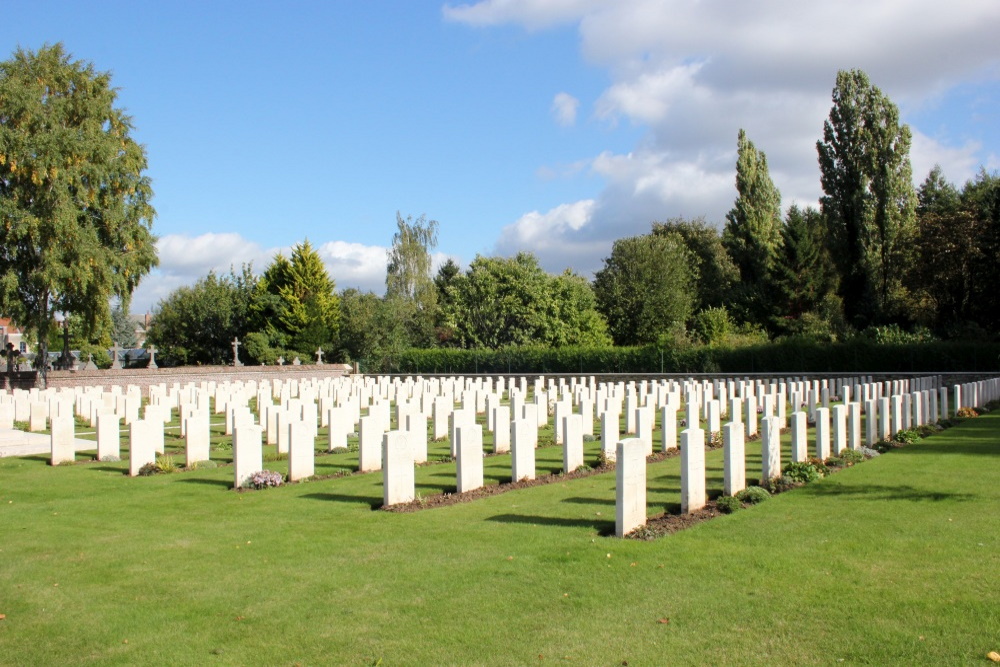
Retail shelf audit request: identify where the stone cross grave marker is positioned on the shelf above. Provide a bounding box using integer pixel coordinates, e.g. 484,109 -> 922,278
232,337 -> 243,367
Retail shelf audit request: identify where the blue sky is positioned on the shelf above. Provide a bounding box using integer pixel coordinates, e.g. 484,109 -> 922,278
4,1 -> 999,313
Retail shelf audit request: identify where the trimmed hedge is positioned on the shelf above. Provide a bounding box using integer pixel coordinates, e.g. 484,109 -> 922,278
359,340 -> 1000,375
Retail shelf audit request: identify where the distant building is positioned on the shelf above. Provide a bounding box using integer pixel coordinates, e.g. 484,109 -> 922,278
0,318 -> 28,354
130,313 -> 150,347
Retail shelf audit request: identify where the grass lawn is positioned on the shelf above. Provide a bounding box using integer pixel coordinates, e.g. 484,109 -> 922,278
1,409 -> 998,665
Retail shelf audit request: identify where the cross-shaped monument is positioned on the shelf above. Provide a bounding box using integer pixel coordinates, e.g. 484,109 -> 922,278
147,345 -> 158,369
110,342 -> 122,370
315,348 -> 324,365
232,337 -> 243,367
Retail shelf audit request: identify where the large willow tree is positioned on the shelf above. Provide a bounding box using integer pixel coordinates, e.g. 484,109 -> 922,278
0,44 -> 158,384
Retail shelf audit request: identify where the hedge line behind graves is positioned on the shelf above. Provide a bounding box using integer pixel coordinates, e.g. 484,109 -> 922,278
359,340 -> 1000,375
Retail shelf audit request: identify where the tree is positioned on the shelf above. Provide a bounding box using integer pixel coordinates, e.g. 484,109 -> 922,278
650,217 -> 738,310
723,129 -> 783,285
433,258 -> 461,345
817,69 -> 917,327
917,165 -> 960,216
147,269 -> 255,365
110,303 -> 138,348
0,44 -> 158,385
593,233 -> 697,346
444,253 -> 553,349
545,270 -> 612,347
771,205 -> 841,334
907,168 -> 1000,333
252,240 -> 339,356
442,253 -> 610,349
385,213 -> 439,347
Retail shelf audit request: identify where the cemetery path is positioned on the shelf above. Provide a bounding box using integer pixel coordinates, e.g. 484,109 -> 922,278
0,428 -> 95,457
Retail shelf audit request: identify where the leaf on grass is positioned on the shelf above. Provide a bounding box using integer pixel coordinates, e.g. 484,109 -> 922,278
986,651 -> 1000,663
657,618 -> 670,625
0,614 -> 6,620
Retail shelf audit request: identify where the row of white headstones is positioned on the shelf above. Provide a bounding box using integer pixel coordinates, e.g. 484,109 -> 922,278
4,374 -> 998,530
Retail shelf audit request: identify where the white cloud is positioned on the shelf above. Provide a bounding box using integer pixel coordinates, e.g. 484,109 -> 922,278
130,233 -> 393,314
551,92 -> 579,127
909,131 -> 982,186
442,0 -> 607,30
314,240 -> 389,293
450,0 -> 1000,273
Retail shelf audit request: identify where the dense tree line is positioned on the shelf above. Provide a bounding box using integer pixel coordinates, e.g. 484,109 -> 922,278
145,69 -> 1000,367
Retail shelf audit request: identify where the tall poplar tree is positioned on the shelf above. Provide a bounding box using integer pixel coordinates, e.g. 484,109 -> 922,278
723,129 -> 783,284
0,44 -> 158,385
817,69 -> 917,326
722,130 -> 783,327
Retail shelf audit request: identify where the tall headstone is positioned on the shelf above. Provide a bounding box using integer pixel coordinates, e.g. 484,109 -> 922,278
232,424 -> 263,488
455,424 -> 484,493
358,415 -> 382,472
615,438 -> 647,537
49,414 -> 75,466
814,407 -> 831,460
562,414 -> 584,473
382,431 -> 414,506
128,420 -> 156,477
760,416 -> 781,482
660,406 -> 678,452
184,409 -> 210,466
288,420 -> 315,482
790,411 -> 808,462
847,403 -> 861,451
97,410 -> 121,461
492,405 -> 511,454
831,404 -> 847,455
723,422 -> 745,496
680,428 -> 706,514
601,410 -> 620,462
511,419 -> 536,482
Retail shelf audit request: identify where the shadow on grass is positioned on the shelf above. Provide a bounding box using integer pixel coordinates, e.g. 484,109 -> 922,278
416,483 -> 455,493
178,478 -> 233,489
486,513 -> 614,535
90,466 -> 126,473
561,496 -> 615,506
803,483 -> 977,503
301,492 -> 382,509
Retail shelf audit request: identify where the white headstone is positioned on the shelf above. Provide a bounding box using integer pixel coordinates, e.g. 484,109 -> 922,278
615,438 -> 647,537
760,416 -> 781,482
455,424 -> 484,493
680,427 -> 706,514
723,421 -> 745,496
288,420 -> 315,482
511,419 -> 536,482
382,431 -> 414,506
232,424 -> 263,489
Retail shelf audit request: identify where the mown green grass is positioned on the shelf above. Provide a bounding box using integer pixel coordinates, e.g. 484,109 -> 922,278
1,410 -> 998,665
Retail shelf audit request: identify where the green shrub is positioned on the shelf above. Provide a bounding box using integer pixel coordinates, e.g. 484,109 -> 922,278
956,407 -> 978,419
330,446 -> 350,454
137,462 -> 161,477
763,476 -> 801,494
736,486 -> 770,504
894,429 -> 920,445
825,456 -> 845,468
582,434 -> 596,443
264,452 -> 288,462
782,461 -> 823,483
839,449 -> 866,466
189,459 -> 218,470
716,495 -> 742,514
155,455 -> 176,473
